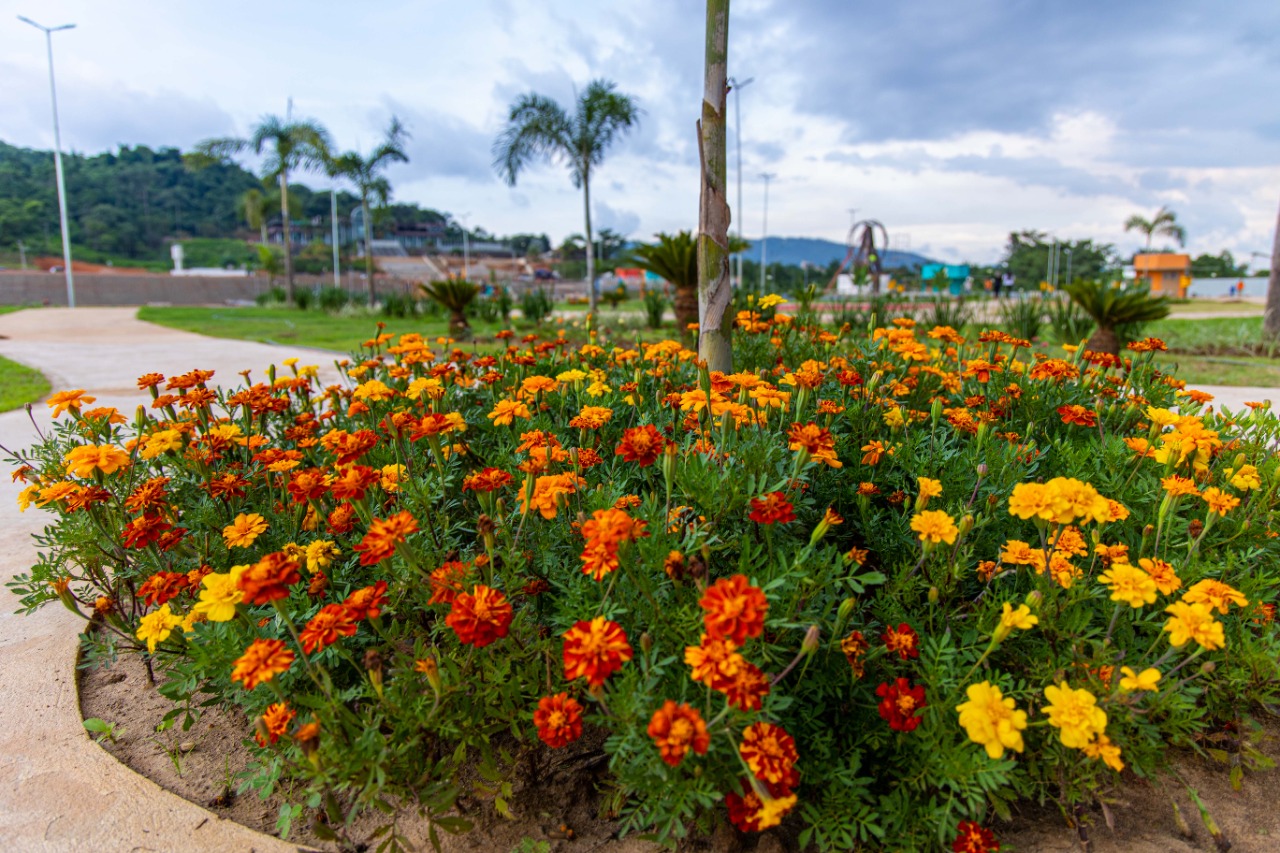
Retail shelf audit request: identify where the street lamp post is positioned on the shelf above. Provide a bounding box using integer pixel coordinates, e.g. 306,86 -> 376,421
330,189 -> 341,290
19,15 -> 76,308
758,172 -> 775,292
728,76 -> 753,289
1064,248 -> 1073,287
459,213 -> 471,280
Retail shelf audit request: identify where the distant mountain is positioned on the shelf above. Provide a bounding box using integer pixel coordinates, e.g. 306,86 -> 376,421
739,236 -> 934,269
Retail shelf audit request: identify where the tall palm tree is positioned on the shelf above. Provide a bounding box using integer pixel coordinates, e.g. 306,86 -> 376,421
493,79 -> 640,314
697,0 -> 733,371
331,117 -> 411,305
239,187 -> 296,246
632,231 -> 698,332
1124,206 -> 1186,252
196,115 -> 331,304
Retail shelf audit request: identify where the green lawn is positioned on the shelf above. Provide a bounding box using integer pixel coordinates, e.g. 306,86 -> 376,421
136,305 -> 679,354
1166,299 -> 1262,316
0,306 -> 28,317
0,354 -> 50,413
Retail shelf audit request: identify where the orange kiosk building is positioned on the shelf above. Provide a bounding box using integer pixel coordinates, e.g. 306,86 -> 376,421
1133,253 -> 1191,297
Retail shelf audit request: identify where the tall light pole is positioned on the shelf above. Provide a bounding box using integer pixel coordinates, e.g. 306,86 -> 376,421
19,16 -> 76,308
330,188 -> 341,289
459,213 -> 471,280
758,172 -> 775,292
728,76 -> 753,289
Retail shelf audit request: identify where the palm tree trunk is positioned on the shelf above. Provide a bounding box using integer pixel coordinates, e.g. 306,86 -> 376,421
1265,195 -> 1280,341
280,172 -> 295,305
1086,325 -> 1120,357
583,166 -> 597,315
260,222 -> 268,246
696,0 -> 733,373
363,195 -> 376,305
675,284 -> 699,333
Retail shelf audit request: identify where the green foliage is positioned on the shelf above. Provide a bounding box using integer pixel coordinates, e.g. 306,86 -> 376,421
518,288 -> 554,325
420,280 -> 480,336
600,284 -> 629,308
631,232 -> 697,289
0,352 -> 50,413
923,297 -> 973,331
998,298 -> 1045,341
642,288 -> 669,329
1047,297 -> 1094,345
1064,280 -> 1171,354
1003,232 -> 1119,290
1190,251 -> 1247,279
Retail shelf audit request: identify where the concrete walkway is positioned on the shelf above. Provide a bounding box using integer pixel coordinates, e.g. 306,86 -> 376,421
0,307 -> 1274,851
0,308 -> 340,852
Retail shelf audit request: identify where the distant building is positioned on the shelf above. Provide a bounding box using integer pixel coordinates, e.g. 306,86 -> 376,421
1133,253 -> 1191,296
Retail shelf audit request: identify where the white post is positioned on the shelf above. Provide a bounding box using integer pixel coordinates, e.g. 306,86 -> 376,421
330,189 -> 341,289
729,76 -> 752,290
759,172 -> 775,292
20,17 -> 77,308
460,213 -> 471,280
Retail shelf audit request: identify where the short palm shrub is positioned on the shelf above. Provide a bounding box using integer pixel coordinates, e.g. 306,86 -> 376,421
419,280 -> 480,337
642,287 -> 669,330
1048,296 -> 1095,345
999,298 -> 1045,342
518,287 -> 554,325
1064,280 -> 1171,355
11,311 -> 1279,851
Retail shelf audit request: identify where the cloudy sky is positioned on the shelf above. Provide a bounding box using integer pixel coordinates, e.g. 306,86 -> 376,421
4,0 -> 1279,263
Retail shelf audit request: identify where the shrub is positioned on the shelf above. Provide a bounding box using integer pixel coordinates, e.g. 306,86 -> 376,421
293,286 -> 314,312
10,316 -> 1280,851
1047,296 -> 1094,345
380,292 -> 418,319
1064,280 -> 1171,355
316,286 -> 351,314
999,298 -> 1045,341
420,280 -> 480,337
642,288 -> 669,330
519,288 -> 555,325
255,285 -> 287,307
923,297 -> 972,331
600,284 -> 629,309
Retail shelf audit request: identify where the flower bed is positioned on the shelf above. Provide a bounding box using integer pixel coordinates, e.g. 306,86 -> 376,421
9,308 -> 1280,851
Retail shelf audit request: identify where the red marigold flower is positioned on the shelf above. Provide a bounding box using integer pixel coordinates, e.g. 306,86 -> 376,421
615,424 -> 667,466
287,467 -> 331,504
685,633 -> 743,689
533,693 -> 584,748
122,513 -> 174,549
882,622 -> 920,660
327,504 -> 356,535
739,722 -> 799,785
700,575 -> 768,645
1057,404 -> 1098,427
462,467 -> 514,493
721,661 -> 771,712
428,561 -> 472,605
343,581 -> 389,620
1127,337 -> 1168,353
330,465 -> 381,501
353,511 -> 419,566
953,820 -> 1000,853
876,677 -> 927,732
299,603 -> 358,654
579,508 -> 649,581
445,585 -> 513,648
237,552 -> 302,605
562,616 -> 633,688
748,491 -> 795,524
647,700 -> 710,767
231,639 -> 295,690
138,571 -> 188,607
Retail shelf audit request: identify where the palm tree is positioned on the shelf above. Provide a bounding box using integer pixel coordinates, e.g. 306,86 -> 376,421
493,80 -> 640,314
1124,206 -> 1186,252
632,231 -> 698,333
419,280 -> 479,338
331,117 -> 411,305
697,0 -> 733,371
196,115 -> 331,304
1064,279 -> 1171,356
240,187 -> 296,246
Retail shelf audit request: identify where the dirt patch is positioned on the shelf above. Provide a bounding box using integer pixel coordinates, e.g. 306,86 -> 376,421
80,651 -> 1280,852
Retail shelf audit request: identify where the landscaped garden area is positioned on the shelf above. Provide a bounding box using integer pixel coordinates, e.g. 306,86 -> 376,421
9,296 -> 1280,850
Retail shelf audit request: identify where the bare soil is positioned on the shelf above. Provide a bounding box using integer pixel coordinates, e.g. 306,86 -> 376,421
81,652 -> 1280,852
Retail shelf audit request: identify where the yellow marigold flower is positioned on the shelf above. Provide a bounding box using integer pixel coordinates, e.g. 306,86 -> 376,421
352,379 -> 395,401
136,603 -> 181,652
1044,477 -> 1110,525
1139,558 -> 1181,595
556,369 -> 588,384
406,377 -> 445,400
755,793 -> 798,830
910,510 -> 959,546
1000,539 -> 1045,570
63,444 -> 131,478
917,477 -> 943,499
304,540 -> 341,573
1105,499 -> 1130,522
1042,682 -> 1108,750
585,380 -> 612,397
757,293 -> 787,309
191,567 -> 248,622
224,512 -> 268,549
955,681 -> 1027,759
139,429 -> 184,460
16,483 -> 40,512
1098,563 -> 1158,608
1200,487 -> 1240,517
1118,666 -> 1161,692
1226,464 -> 1261,491
1163,601 -> 1224,650
882,406 -> 906,428
487,399 -> 531,426
1161,475 -> 1199,497
47,388 -> 97,418
1145,406 -> 1179,427
995,602 -> 1038,640
1008,482 -> 1053,521
1082,733 -> 1125,772
1181,579 -> 1247,614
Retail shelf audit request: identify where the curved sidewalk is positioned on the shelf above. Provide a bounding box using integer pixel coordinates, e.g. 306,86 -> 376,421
0,308 -> 341,852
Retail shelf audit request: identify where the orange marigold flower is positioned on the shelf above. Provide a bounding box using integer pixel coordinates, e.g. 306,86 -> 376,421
487,399 -> 531,426
223,512 -> 269,549
520,472 -> 585,519
882,622 -> 920,660
353,511 -> 418,565
256,702 -> 296,746
739,722 -> 799,785
299,603 -> 358,654
721,661 -> 771,712
428,561 -> 472,604
841,630 -> 869,678
343,581 -> 388,620
615,424 -> 667,466
231,639 -> 295,690
463,467 -> 514,493
533,693 -> 584,748
237,552 -> 302,605
1201,486 -> 1240,516
1139,557 -> 1182,595
1127,337 -> 1168,352
788,421 -> 841,467
562,616 -> 633,687
330,465 -> 381,501
860,440 -> 889,466
685,633 -> 743,689
445,585 -> 513,648
648,700 -> 710,767
1057,404 -> 1098,427
579,507 -> 649,581
47,388 -> 96,418
700,575 -> 768,645
748,491 -> 795,525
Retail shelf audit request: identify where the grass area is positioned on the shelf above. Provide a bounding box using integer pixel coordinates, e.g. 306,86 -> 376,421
1145,316 -> 1275,357
0,306 -> 29,317
136,305 -> 678,354
1152,352 -> 1280,388
1167,299 -> 1263,316
0,354 -> 50,413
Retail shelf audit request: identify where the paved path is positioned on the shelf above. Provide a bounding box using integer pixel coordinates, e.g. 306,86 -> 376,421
0,307 -> 1274,851
0,308 -> 340,852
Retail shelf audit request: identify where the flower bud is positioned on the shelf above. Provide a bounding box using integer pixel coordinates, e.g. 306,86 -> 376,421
364,648 -> 384,699
927,586 -> 939,604
958,514 -> 975,538
1200,661 -> 1216,675
975,463 -> 988,478
640,632 -> 653,655
930,398 -> 943,426
801,625 -> 821,655
1025,590 -> 1043,609
836,597 -> 857,625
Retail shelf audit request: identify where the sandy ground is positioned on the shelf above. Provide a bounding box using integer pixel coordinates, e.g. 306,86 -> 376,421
1,307 -> 1278,852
